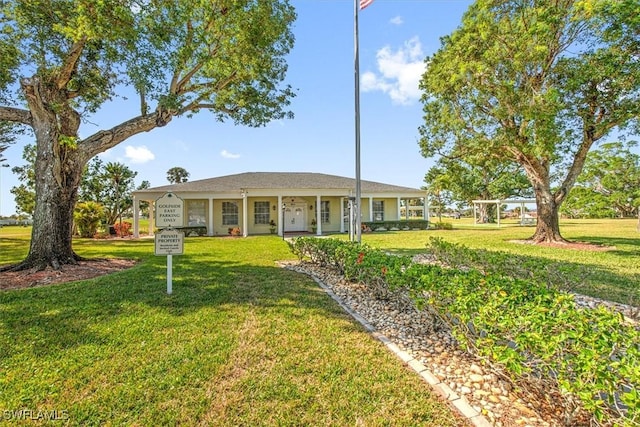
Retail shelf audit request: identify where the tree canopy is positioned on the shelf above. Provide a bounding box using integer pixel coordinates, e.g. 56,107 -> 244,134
561,142 -> 640,218
0,0 -> 296,270
80,158 -> 139,225
166,166 -> 190,184
9,144 -> 36,216
424,157 -> 531,212
0,121 -> 18,164
418,0 -> 640,243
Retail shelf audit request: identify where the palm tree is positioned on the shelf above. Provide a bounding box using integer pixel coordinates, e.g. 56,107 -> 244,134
166,167 -> 190,184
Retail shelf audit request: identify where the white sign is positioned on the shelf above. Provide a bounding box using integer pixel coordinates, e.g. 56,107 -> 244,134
155,228 -> 184,256
155,192 -> 184,228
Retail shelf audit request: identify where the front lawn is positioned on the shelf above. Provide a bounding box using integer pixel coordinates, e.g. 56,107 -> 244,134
0,234 -> 466,426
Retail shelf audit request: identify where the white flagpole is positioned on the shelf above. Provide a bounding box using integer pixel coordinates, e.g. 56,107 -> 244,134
354,0 -> 362,244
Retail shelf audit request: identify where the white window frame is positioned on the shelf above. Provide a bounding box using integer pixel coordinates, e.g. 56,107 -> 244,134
373,200 -> 384,221
254,201 -> 270,225
222,201 -> 239,225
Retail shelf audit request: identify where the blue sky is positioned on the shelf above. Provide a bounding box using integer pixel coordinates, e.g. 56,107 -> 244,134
2,0 -> 478,216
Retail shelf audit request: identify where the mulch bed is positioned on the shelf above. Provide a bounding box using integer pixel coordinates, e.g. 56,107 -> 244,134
0,258 -> 137,291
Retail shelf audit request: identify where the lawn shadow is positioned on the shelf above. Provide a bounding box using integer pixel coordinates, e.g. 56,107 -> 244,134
571,235 -> 640,258
0,255 -> 359,359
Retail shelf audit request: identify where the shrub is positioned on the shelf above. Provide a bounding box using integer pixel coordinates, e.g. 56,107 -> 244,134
113,221 -> 132,237
74,201 -> 104,238
363,220 -> 429,231
290,237 -> 640,425
425,237 -> 591,291
431,221 -> 453,230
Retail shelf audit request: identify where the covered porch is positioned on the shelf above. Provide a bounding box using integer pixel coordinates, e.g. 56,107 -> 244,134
132,192 -> 428,238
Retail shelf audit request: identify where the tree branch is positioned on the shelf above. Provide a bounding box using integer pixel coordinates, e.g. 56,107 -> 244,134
56,37 -> 87,90
0,106 -> 33,126
79,112 -> 171,160
555,138 -> 594,205
176,62 -> 204,93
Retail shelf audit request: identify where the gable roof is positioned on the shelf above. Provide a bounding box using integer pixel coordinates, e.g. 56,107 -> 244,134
135,172 -> 424,194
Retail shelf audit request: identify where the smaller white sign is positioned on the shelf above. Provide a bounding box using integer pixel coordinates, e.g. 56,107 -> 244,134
155,192 -> 184,228
155,228 -> 184,256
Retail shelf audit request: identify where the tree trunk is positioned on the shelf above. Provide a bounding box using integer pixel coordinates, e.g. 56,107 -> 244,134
16,135 -> 86,271
8,76 -> 88,271
529,190 -> 567,243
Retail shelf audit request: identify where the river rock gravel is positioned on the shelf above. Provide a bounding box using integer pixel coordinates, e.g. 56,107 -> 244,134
282,259 -> 629,427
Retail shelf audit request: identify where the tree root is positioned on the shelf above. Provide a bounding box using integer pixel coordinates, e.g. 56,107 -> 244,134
526,234 -> 570,245
1,252 -> 85,273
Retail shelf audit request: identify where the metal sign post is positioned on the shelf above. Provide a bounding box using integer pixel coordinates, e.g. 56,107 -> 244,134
155,228 -> 184,294
167,254 -> 173,294
155,193 -> 185,294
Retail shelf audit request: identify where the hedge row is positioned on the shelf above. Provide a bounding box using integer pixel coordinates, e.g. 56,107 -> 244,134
289,237 -> 639,426
362,220 -> 430,231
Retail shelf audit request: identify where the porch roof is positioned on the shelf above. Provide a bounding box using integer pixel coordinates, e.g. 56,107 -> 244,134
134,172 -> 424,195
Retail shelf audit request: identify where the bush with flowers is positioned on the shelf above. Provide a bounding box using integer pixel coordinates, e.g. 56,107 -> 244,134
289,236 -> 639,426
113,221 -> 132,237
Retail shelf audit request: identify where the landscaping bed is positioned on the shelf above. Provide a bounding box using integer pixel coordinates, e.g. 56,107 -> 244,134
289,237 -> 640,427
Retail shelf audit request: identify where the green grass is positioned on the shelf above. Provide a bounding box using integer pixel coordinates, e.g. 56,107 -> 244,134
1,218 -> 637,425
0,230 -> 466,426
356,218 -> 640,306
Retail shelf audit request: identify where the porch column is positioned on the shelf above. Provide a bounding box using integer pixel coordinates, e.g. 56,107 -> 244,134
316,195 -> 321,235
340,197 -> 345,233
242,192 -> 248,237
424,193 -> 429,222
278,195 -> 283,236
473,203 -> 478,224
397,197 -> 401,220
149,201 -> 155,236
368,197 -> 373,221
133,195 -> 140,238
208,198 -> 214,236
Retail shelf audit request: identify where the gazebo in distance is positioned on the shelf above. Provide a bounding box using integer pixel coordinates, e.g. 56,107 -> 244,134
472,198 -> 536,226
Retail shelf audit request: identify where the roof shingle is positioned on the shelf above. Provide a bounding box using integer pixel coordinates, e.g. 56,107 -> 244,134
136,172 -> 423,194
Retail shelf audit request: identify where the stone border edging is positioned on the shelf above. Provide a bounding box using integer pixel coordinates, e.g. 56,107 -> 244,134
305,273 -> 493,427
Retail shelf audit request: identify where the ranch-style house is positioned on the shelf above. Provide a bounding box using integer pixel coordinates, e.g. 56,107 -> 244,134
131,172 -> 428,237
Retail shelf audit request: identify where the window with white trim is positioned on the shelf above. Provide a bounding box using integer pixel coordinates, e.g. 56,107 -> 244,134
254,201 -> 270,225
373,200 -> 384,221
320,201 -> 330,224
222,201 -> 238,225
187,200 -> 206,226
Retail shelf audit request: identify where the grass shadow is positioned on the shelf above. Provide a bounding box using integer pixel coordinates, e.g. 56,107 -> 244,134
0,256 -> 356,360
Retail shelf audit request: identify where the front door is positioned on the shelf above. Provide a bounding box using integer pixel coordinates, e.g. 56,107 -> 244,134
284,203 -> 307,232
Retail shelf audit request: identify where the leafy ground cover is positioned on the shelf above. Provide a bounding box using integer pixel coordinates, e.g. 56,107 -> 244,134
290,235 -> 639,425
0,230 -> 466,426
356,218 -> 640,307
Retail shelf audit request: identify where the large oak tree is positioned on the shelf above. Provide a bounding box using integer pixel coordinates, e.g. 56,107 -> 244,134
418,0 -> 640,243
0,0 -> 296,270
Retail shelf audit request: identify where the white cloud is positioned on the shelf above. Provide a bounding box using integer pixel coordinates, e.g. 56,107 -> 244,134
390,16 -> 403,25
124,145 -> 155,164
172,139 -> 190,152
98,148 -> 115,160
361,36 -> 426,105
221,149 -> 241,159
